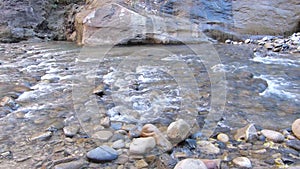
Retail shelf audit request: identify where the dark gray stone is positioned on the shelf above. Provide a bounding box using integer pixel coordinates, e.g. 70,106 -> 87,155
86,145 -> 118,162
286,140 -> 300,151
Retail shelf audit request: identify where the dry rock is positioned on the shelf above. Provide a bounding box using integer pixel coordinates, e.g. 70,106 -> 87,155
174,159 -> 207,169
233,157 -> 252,168
141,124 -> 173,152
167,119 -> 191,144
92,130 -> 113,141
292,118 -> 300,139
261,129 -> 285,143
129,137 -> 156,155
217,133 -> 229,143
234,123 -> 257,141
197,141 -> 220,154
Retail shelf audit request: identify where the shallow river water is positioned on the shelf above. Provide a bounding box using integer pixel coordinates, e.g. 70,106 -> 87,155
0,41 -> 299,168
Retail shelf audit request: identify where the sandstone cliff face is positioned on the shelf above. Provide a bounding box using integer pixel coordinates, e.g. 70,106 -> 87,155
232,0 -> 300,35
0,0 -> 83,42
75,0 -> 300,45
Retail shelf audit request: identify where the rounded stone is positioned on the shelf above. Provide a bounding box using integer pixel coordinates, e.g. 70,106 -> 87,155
217,133 -> 229,143
86,145 -> 118,162
292,119 -> 300,140
261,129 -> 285,143
233,157 -> 252,168
112,139 -> 125,149
167,119 -> 190,144
129,137 -> 156,155
174,159 -> 208,169
63,125 -> 79,137
92,130 -> 113,141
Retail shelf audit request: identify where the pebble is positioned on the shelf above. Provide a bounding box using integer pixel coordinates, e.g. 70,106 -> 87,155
232,157 -> 252,168
129,137 -> 156,155
63,125 -> 79,137
264,43 -> 273,50
261,129 -> 285,143
86,145 -> 118,162
141,124 -> 173,152
112,139 -> 125,149
29,131 -> 52,141
217,133 -> 229,143
135,159 -> 148,168
92,130 -> 113,141
273,47 -> 281,52
244,39 -> 251,44
197,141 -> 220,154
225,39 -> 232,44
100,116 -> 110,128
174,158 -> 208,169
234,123 -> 257,141
286,140 -> 300,151
54,161 -> 87,169
157,153 -> 177,169
167,119 -> 190,144
292,119 -> 300,139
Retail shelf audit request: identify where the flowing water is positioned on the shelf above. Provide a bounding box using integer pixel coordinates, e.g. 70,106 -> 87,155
0,41 -> 299,168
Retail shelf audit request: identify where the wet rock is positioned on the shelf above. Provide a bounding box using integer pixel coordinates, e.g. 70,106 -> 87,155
167,119 -> 191,144
54,160 -> 87,169
29,131 -> 52,141
157,153 -> 177,169
264,43 -> 273,50
286,140 -> 300,151
225,39 -> 232,44
174,159 -> 208,169
244,39 -> 251,44
292,119 -> 300,139
234,123 -> 257,141
93,84 -> 105,96
217,133 -> 229,143
201,159 -> 221,169
135,159 -> 148,168
92,130 -> 113,141
232,157 -> 252,168
197,141 -> 220,154
261,129 -> 285,143
273,47 -> 281,52
86,145 -> 118,162
141,124 -> 173,152
63,125 -> 79,137
112,139 -> 125,149
129,137 -> 156,155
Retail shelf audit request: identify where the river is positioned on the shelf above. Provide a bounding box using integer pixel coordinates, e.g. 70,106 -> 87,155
0,41 -> 299,168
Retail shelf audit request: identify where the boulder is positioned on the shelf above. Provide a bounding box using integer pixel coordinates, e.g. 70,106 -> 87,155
75,0 -> 208,45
